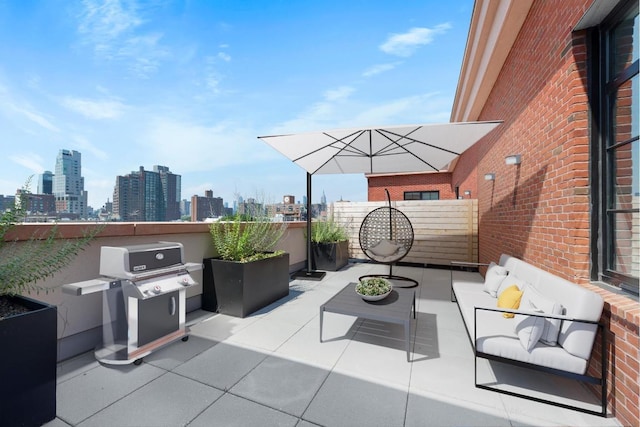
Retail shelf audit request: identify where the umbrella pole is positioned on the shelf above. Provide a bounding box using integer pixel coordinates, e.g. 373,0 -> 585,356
292,172 -> 326,280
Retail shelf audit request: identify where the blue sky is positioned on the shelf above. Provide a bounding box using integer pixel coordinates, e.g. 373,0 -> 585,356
0,0 -> 474,209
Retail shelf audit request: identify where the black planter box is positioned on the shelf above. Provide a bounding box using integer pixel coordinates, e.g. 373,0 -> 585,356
0,295 -> 57,427
312,241 -> 349,271
202,253 -> 290,318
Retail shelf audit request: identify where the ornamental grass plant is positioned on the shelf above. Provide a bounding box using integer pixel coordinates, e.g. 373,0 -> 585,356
0,180 -> 103,317
310,215 -> 349,243
209,197 -> 287,262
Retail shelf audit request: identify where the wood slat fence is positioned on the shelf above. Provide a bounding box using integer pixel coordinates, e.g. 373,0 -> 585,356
332,199 -> 478,266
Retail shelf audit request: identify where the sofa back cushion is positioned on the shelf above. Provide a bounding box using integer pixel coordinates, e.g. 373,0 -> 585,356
484,262 -> 508,297
498,255 -> 604,361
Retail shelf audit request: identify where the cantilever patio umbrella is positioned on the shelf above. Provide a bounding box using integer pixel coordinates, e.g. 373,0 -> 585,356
258,121 -> 502,278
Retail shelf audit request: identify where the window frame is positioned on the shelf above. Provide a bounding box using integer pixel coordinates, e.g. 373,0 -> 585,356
589,0 -> 639,295
403,191 -> 440,201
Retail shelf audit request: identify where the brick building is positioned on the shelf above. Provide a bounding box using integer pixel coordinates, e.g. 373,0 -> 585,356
367,171 -> 462,201
446,1 -> 638,425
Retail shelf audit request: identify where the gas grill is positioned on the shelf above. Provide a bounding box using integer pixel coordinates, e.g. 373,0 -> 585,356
63,242 -> 201,365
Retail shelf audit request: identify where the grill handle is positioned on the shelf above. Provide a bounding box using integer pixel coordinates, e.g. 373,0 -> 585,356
169,296 -> 176,316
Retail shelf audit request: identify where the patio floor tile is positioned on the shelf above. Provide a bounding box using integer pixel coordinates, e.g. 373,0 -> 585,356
173,341 -> 267,391
405,390 -> 512,427
230,355 -> 330,417
189,393 -> 299,427
143,334 -> 217,371
274,317 -> 355,369
56,362 -> 165,425
76,372 -> 222,426
302,371 -> 408,427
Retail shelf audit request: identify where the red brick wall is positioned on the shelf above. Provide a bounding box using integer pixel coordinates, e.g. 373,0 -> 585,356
459,1 -> 639,424
367,172 -> 459,201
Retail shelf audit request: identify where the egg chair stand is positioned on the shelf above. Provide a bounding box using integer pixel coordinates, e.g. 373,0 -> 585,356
358,190 -> 418,288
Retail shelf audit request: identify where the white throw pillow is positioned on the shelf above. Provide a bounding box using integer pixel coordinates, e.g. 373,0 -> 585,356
483,262 -> 508,297
368,239 -> 401,257
497,273 -> 529,296
515,312 -> 545,351
523,285 -> 564,346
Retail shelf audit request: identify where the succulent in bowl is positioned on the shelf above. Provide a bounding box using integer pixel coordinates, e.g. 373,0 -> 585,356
356,277 -> 392,297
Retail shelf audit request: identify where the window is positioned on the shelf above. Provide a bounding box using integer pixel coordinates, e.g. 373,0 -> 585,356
404,191 -> 439,200
591,0 -> 639,295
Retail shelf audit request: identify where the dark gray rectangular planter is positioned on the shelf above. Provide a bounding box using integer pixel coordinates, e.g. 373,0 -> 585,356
312,240 -> 349,271
202,253 -> 290,318
0,295 -> 57,427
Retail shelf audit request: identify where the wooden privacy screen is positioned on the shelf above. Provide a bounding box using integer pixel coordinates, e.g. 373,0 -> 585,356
332,199 -> 478,266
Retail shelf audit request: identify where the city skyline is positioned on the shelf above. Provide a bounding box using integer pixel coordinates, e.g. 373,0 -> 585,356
0,1 -> 474,208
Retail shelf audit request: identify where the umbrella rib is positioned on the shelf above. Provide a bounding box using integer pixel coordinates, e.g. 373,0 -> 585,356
373,128 -> 439,171
379,128 -> 462,156
299,129 -> 370,174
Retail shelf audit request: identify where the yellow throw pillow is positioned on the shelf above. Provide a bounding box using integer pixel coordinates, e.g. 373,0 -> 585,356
497,285 -> 523,318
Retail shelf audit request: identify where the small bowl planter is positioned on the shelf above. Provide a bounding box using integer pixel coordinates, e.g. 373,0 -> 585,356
355,277 -> 393,301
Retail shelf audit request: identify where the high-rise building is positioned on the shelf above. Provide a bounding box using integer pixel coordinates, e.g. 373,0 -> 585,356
191,190 -> 223,221
0,194 -> 16,212
37,171 -> 53,194
179,199 -> 191,217
112,165 -> 181,222
52,150 -> 88,218
154,165 -> 181,221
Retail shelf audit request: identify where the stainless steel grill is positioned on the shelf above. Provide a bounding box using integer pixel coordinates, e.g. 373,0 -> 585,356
63,242 -> 201,365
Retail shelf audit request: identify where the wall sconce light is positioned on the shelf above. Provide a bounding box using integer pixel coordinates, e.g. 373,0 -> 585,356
505,154 -> 522,165
484,173 -> 496,181
464,190 -> 471,196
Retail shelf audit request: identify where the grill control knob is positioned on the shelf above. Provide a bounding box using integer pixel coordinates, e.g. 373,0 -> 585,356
153,285 -> 162,294
180,277 -> 190,286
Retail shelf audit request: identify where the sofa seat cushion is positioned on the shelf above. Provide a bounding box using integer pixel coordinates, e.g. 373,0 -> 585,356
475,310 -> 588,374
453,283 -> 497,334
476,336 -> 588,375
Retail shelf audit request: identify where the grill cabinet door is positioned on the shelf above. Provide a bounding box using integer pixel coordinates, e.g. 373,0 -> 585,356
137,290 -> 180,346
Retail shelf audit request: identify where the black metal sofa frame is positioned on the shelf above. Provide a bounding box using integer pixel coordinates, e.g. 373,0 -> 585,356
450,261 -> 608,418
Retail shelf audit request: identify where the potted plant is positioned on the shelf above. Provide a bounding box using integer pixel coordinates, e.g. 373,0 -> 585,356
355,277 -> 393,301
310,215 -> 349,271
202,200 -> 289,318
0,182 -> 101,427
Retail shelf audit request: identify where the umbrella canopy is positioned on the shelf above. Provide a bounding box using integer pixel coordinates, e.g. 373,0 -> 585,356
257,120 -> 502,279
258,121 -> 502,175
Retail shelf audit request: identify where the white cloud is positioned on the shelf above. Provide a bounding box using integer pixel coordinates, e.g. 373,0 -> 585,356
217,52 -> 231,62
271,90 -> 451,135
141,117 -> 275,173
9,103 -> 60,132
71,135 -> 109,160
362,63 -> 398,77
117,33 -> 169,78
9,153 -> 46,174
78,0 -> 143,43
380,24 -> 451,57
324,86 -> 354,102
0,82 -> 59,132
61,96 -> 126,119
77,0 -> 169,78
351,92 -> 451,125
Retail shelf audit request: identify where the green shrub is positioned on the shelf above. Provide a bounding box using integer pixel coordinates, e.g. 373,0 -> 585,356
0,180 -> 103,297
209,198 -> 287,262
310,216 -> 349,243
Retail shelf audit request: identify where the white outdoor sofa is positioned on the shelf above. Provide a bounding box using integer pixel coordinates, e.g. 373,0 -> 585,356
450,254 -> 607,417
